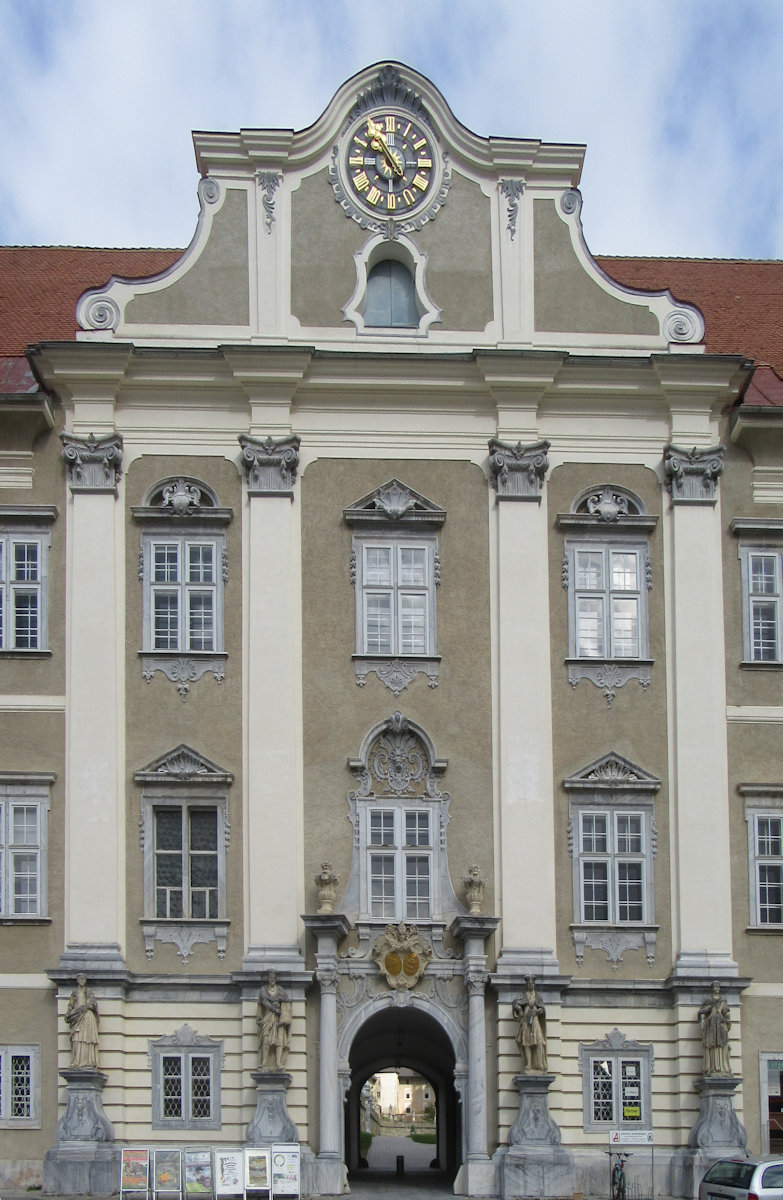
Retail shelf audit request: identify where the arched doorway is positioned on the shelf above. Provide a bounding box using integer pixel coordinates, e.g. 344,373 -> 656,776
344,1006 -> 461,1180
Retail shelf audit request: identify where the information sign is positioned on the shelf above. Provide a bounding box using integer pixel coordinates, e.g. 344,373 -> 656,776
184,1149 -> 214,1194
244,1147 -> 271,1194
215,1149 -> 244,1197
122,1148 -> 150,1196
609,1129 -> 654,1145
271,1145 -> 300,1197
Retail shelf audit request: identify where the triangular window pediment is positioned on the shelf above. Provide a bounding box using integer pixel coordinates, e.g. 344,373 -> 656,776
343,479 -> 446,528
134,744 -> 233,786
563,751 -> 660,793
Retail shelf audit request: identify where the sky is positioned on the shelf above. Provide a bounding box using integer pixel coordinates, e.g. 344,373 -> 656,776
1,0 -> 782,260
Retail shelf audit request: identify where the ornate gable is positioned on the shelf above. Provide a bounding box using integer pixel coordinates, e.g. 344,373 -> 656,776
343,479 -> 446,528
134,744 -> 233,786
563,751 -> 661,794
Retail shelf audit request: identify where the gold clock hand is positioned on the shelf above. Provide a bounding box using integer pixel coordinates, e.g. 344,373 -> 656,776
366,118 -> 404,177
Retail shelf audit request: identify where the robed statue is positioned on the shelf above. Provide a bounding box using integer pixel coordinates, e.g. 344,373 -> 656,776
257,970 -> 292,1071
65,974 -> 100,1070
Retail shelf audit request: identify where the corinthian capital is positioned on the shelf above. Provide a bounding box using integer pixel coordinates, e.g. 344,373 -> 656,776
61,432 -> 123,494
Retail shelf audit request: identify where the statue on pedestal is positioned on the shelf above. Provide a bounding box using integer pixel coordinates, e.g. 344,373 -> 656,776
698,981 -> 731,1076
512,975 -> 548,1073
65,974 -> 100,1070
257,971 -> 292,1071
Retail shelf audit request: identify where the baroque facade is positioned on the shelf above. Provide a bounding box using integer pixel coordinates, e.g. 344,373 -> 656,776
2,61 -> 783,1197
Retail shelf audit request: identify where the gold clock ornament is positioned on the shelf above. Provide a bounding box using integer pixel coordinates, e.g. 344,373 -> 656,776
330,71 -> 450,234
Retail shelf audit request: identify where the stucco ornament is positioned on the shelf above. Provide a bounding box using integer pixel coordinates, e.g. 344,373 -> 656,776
463,865 -> 486,914
371,921 -> 432,989
314,862 -> 340,914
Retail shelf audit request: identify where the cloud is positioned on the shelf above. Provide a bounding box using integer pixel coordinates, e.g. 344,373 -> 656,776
0,0 -> 781,256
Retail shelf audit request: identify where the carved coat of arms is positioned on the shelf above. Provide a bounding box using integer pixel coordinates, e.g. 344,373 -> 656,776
371,922 -> 432,990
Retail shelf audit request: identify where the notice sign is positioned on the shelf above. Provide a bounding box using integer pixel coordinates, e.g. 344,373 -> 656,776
271,1145 -> 300,1197
121,1148 -> 150,1195
215,1149 -> 244,1196
609,1129 -> 654,1145
245,1147 -> 271,1193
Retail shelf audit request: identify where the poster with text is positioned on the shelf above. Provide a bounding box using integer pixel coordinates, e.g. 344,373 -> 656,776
214,1149 -> 244,1196
122,1147 -> 150,1194
271,1145 -> 300,1197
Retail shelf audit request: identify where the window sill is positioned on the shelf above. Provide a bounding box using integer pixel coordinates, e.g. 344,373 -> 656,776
746,924 -> 783,933
353,655 -> 440,696
571,924 -> 658,968
0,917 -> 51,926
140,651 -> 227,701
0,649 -> 51,658
141,919 -> 230,964
740,660 -> 783,669
566,658 -> 652,706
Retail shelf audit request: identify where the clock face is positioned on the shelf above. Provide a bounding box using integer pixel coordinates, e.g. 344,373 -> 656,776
343,109 -> 437,217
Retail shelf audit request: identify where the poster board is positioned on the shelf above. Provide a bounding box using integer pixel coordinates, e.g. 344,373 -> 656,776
184,1149 -> 214,1195
214,1149 -> 244,1197
154,1148 -> 183,1197
244,1147 -> 271,1195
121,1148 -> 150,1197
271,1145 -> 300,1197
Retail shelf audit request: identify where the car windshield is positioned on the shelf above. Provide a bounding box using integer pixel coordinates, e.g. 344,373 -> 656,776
762,1165 -> 783,1189
702,1161 -> 756,1189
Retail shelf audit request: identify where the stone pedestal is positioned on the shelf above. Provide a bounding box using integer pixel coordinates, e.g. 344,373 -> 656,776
498,1074 -> 574,1199
671,1076 -> 748,1199
43,1069 -> 119,1196
246,1070 -> 299,1144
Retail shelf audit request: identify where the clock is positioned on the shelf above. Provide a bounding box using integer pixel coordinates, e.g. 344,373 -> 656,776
330,103 -> 449,232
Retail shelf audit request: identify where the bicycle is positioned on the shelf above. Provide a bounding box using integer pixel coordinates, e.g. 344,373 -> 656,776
611,1151 -> 632,1200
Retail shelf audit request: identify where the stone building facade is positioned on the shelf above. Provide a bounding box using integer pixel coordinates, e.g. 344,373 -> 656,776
1,61 -> 783,1197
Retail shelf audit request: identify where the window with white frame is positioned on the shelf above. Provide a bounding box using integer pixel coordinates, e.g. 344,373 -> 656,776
367,806 -> 432,920
0,776 -> 51,918
743,791 -> 783,927
0,531 -> 49,651
0,1045 -> 40,1127
133,479 -> 230,695
357,540 -> 437,657
136,746 -> 232,962
738,544 -> 783,663
558,486 -> 656,699
150,1027 -> 222,1131
580,1030 -> 652,1131
565,753 -> 659,969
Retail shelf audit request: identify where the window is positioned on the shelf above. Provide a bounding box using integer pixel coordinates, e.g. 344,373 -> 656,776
137,745 -> 232,962
743,791 -> 783,927
558,487 -> 656,702
0,1045 -> 40,1127
0,531 -> 49,651
565,753 -> 659,968
133,479 -> 230,697
150,1026 -> 222,1130
364,260 -> 419,328
368,807 -> 432,920
580,1030 -> 652,1131
345,480 -> 445,693
0,777 -> 51,918
738,544 -> 783,663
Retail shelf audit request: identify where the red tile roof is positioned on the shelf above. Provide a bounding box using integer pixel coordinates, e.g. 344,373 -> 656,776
1,248 -> 782,402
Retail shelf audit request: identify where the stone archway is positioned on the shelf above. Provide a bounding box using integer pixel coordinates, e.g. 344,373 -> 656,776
344,1005 -> 462,1179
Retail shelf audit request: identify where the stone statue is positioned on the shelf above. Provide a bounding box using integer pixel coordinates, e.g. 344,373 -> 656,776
314,862 -> 339,914
512,975 -> 548,1073
698,981 -> 731,1075
65,974 -> 100,1070
256,971 -> 292,1071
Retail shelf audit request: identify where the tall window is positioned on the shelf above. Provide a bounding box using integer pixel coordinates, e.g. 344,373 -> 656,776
154,806 -> 218,920
572,544 -> 644,658
744,795 -> 783,927
145,536 -> 220,653
0,1046 -> 40,1127
368,808 -> 432,920
580,1031 -> 652,1131
150,1027 -> 222,1131
578,810 -> 648,923
738,545 -> 783,662
359,541 -> 435,657
0,778 -> 50,918
0,532 -> 48,651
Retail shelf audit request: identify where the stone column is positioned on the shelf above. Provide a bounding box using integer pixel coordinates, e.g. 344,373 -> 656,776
302,913 -> 351,1196
662,444 -> 736,977
487,438 -> 559,979
453,915 -> 499,1197
239,434 -> 305,970
59,433 -> 125,971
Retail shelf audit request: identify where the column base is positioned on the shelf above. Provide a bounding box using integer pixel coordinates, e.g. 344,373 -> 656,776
496,1073 -> 574,1198
671,1075 -> 748,1199
247,1070 -> 299,1143
43,1144 -> 120,1196
303,1152 -> 347,1196
454,1156 -> 497,1197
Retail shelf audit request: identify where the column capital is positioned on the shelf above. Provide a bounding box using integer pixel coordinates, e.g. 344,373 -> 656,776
664,442 -> 725,505
488,438 -> 550,501
239,433 -> 300,497
61,432 -> 123,495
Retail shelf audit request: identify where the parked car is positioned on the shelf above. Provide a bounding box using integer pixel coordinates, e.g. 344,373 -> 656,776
699,1158 -> 783,1200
